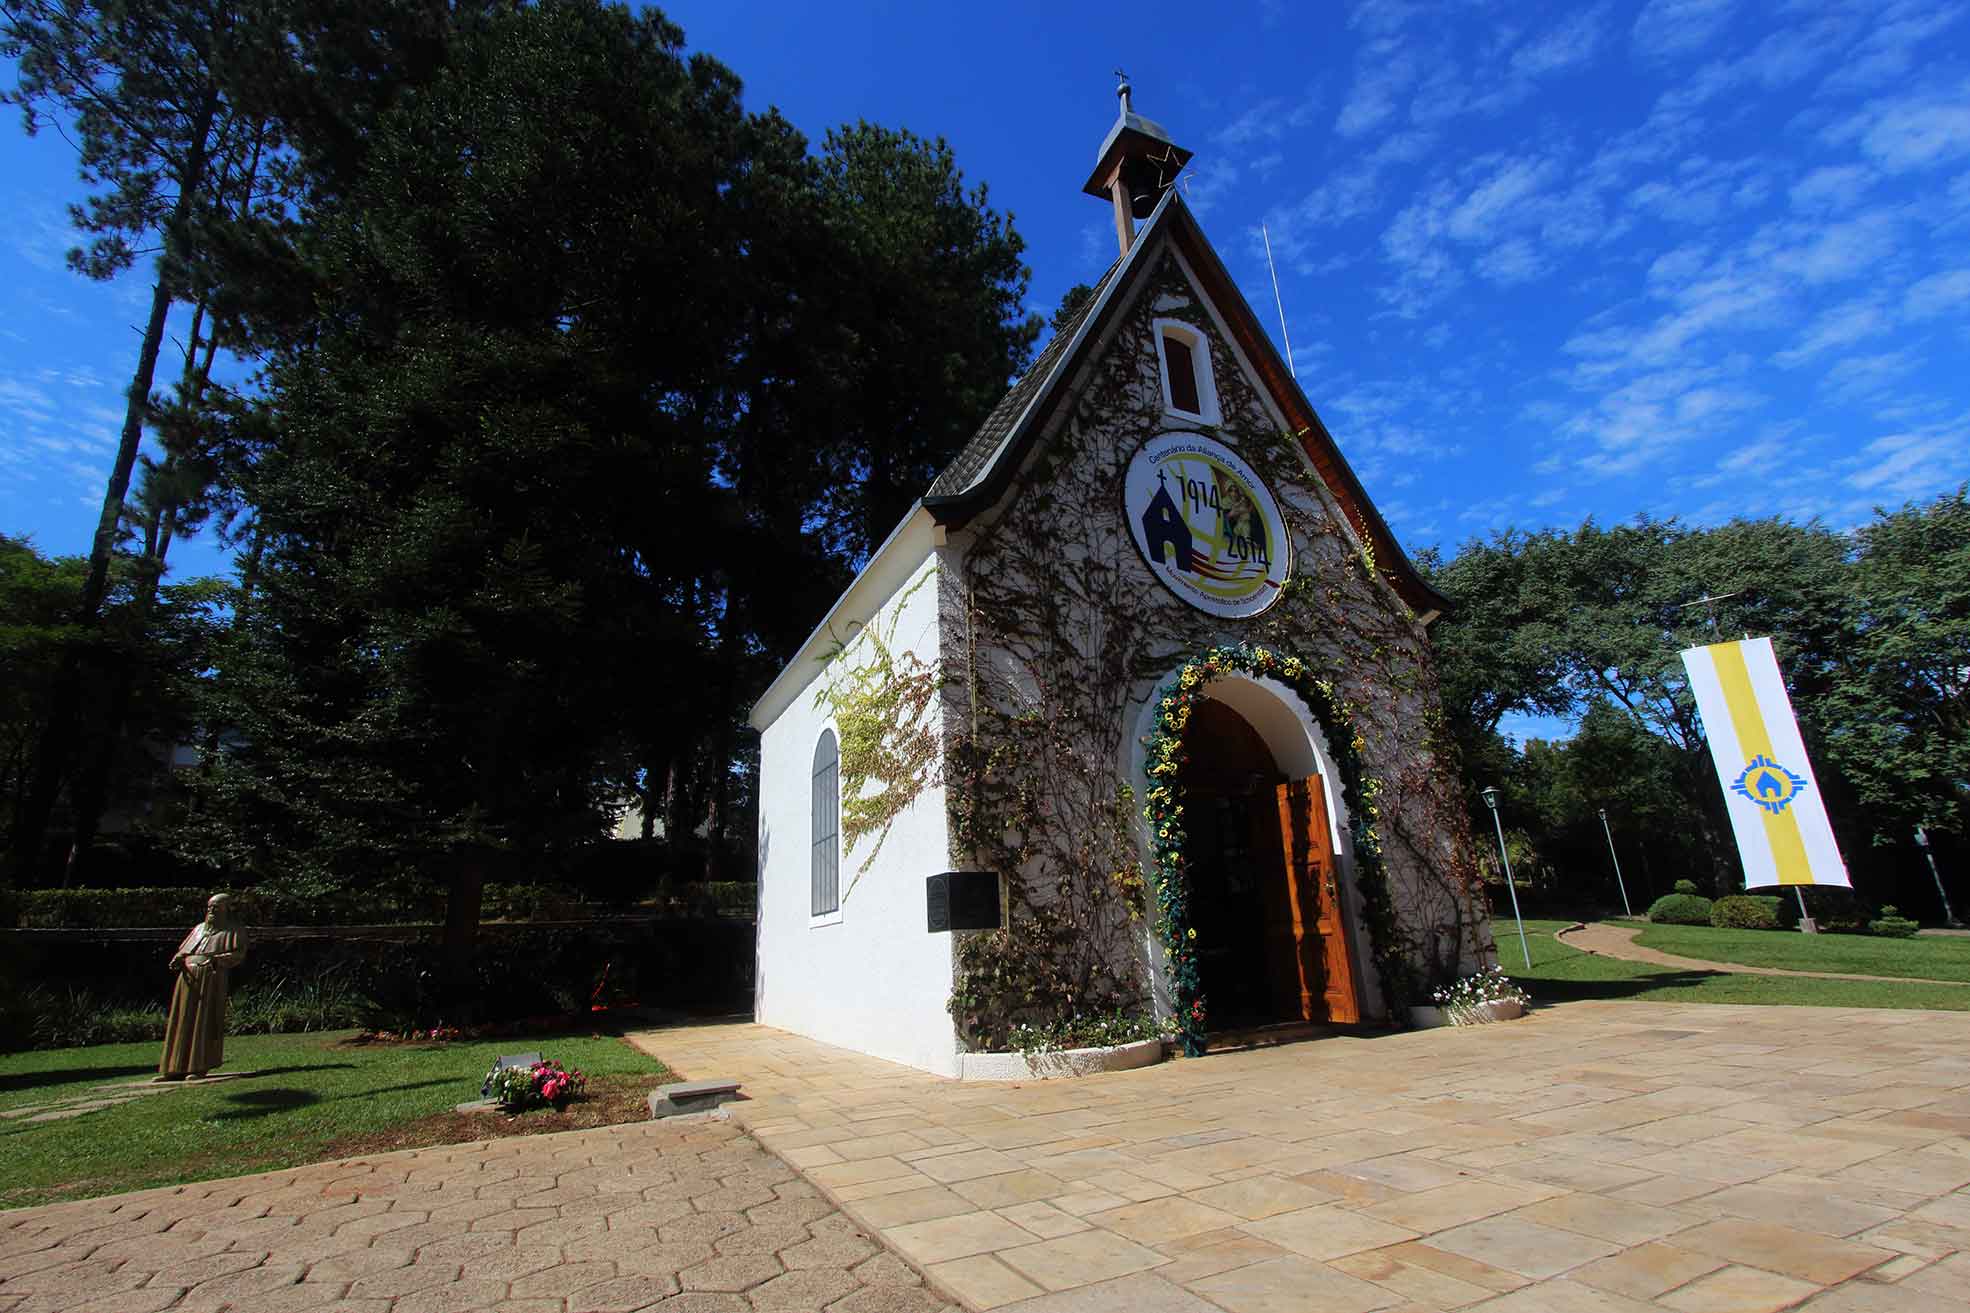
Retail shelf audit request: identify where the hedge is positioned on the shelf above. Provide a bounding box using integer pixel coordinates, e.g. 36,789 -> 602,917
1647,892 -> 1714,925
1710,894 -> 1781,930
8,881 -> 760,929
12,884 -> 577,929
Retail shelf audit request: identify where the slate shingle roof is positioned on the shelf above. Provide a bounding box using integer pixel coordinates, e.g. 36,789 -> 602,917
926,254 -> 1125,500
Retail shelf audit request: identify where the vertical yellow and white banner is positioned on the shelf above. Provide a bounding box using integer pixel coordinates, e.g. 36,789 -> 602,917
1681,638 -> 1849,889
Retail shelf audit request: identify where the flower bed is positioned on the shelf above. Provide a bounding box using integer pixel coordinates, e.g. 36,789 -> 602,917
482,1057 -> 588,1111
956,1037 -> 1165,1081
1430,966 -> 1530,1026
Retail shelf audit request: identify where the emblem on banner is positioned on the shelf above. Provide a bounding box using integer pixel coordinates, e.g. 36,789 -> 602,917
1731,753 -> 1807,816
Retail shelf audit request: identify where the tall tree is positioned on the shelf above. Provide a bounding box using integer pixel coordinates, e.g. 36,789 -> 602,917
1824,487 -> 1970,839
1,0 -> 272,874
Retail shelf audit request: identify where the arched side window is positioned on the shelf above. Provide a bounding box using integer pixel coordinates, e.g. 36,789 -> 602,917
1153,318 -> 1221,426
811,729 -> 840,918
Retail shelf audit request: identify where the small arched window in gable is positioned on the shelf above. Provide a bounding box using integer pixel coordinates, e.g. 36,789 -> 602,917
1154,319 -> 1220,425
811,729 -> 840,918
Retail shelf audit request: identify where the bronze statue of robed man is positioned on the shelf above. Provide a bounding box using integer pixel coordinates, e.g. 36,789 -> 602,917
155,893 -> 248,1081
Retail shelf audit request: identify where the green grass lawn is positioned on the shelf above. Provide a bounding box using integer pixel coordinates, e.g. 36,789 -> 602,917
1632,923 -> 1970,982
0,1029 -> 672,1211
1498,919 -> 1970,1012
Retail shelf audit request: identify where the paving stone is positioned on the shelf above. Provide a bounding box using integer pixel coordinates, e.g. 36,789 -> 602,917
663,1211 -> 754,1246
715,1223 -> 812,1257
883,1212 -> 1038,1269
748,1198 -> 839,1230
1672,1217 -> 1896,1285
1186,1175 -> 1336,1220
1238,1203 -> 1420,1261
747,1267 -> 863,1311
145,1248 -> 266,1287
61,1289 -> 189,1313
987,1271 -> 1214,1313
1085,1196 -> 1242,1246
347,1259 -> 465,1300
568,1273 -> 685,1312
395,1279 -> 515,1313
682,1254 -> 787,1291
994,1229 -> 1168,1293
925,1254 -> 1042,1311
173,1261 -> 308,1311
1424,1213 -> 1623,1279
852,1251 -> 927,1287
779,1233 -> 880,1270
1568,1241 -> 1725,1301
826,1283 -> 957,1313
642,1293 -> 752,1313
1657,1263 -> 1819,1313
1189,1254 -> 1401,1313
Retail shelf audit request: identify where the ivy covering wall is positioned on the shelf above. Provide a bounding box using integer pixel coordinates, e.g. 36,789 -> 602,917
941,249 -> 1490,1051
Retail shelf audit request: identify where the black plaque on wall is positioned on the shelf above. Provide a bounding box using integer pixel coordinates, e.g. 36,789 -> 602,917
926,871 -> 1002,933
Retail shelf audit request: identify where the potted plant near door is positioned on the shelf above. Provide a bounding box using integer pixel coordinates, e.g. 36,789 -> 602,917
1431,966 -> 1531,1026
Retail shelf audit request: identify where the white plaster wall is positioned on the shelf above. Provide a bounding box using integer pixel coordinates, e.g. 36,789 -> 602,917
754,551 -> 958,1077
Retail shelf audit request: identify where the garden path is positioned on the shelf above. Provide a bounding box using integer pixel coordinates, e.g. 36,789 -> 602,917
0,1071 -> 247,1125
634,1001 -> 1970,1313
1560,922 -> 1970,986
0,1114 -> 956,1313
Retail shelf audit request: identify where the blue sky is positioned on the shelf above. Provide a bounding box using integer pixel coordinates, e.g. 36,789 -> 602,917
4,0 -> 1968,595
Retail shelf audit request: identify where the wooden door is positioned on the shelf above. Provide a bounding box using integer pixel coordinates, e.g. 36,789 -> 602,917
1270,777 -> 1361,1023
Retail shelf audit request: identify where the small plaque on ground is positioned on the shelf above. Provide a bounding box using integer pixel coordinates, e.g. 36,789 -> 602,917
493,1052 -> 543,1072
648,1078 -> 742,1119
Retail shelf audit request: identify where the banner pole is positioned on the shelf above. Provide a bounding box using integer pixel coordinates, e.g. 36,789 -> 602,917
1598,807 -> 1632,917
1792,886 -> 1816,934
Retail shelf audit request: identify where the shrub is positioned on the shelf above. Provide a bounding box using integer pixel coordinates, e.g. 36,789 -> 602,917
1006,1009 -> 1168,1055
1648,892 -> 1714,924
1672,879 -> 1701,896
1711,895 -> 1782,930
1869,905 -> 1920,938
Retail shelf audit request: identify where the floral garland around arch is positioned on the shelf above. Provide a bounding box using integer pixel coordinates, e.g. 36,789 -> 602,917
1141,642 -> 1404,1056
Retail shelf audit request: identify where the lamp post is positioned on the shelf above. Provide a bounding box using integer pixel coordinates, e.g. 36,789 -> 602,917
1916,826 -> 1963,929
1597,807 -> 1633,918
1481,785 -> 1532,970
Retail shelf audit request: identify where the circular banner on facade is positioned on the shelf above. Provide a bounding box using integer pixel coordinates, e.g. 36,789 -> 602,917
1124,432 -> 1290,618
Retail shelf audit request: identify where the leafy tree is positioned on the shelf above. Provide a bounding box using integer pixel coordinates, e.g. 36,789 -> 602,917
176,1 -> 1039,1004
1,0 -> 275,874
1824,487 -> 1970,838
0,535 -> 225,869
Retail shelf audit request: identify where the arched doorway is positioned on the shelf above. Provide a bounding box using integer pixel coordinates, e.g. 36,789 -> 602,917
1177,695 -> 1361,1027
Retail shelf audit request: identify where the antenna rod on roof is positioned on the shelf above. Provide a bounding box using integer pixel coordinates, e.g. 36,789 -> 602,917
1261,222 -> 1296,381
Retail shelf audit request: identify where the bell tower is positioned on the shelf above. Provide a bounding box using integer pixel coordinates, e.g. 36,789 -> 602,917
1083,73 -> 1193,256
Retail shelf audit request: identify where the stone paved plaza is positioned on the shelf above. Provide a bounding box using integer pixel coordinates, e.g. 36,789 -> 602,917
643,1001 -> 1970,1313
2,999 -> 1967,1313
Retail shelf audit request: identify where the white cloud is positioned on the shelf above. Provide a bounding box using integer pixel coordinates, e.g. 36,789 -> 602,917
1820,2 -> 1967,95
1904,269 -> 1970,319
1788,164 -> 1875,214
1476,238 -> 1548,285
1630,0 -> 1736,62
1820,350 -> 1920,404
1844,424 -> 1970,499
1773,298 -> 1887,366
1213,88 -> 1323,149
1833,82 -> 1970,173
1512,7 -> 1610,78
1447,157 -> 1562,243
1758,210 -> 1899,284
1335,48 -> 1418,139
